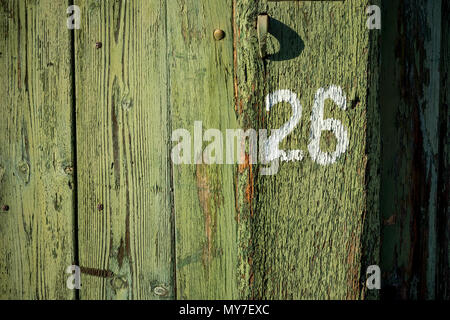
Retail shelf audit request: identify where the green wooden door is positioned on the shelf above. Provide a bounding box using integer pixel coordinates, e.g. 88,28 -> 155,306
0,0 -> 448,300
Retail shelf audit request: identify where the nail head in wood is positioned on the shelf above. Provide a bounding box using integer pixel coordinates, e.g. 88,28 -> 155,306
213,29 -> 225,41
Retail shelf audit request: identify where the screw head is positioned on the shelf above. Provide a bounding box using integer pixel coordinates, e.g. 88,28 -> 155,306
95,42 -> 102,49
213,29 -> 225,41
97,204 -> 104,211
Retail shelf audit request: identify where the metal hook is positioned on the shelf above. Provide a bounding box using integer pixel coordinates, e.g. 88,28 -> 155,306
257,14 -> 269,58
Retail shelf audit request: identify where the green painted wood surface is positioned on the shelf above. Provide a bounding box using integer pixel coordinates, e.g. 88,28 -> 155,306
0,0 -> 76,299
0,0 -> 449,300
167,1 -> 239,299
379,0 -> 444,299
234,0 -> 380,300
74,0 -> 174,299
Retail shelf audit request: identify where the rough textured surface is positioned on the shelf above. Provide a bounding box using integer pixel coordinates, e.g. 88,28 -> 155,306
75,0 -> 174,299
234,0 -> 380,299
380,0 -> 444,300
1,0 -> 448,301
167,1 -> 239,299
0,0 -> 75,299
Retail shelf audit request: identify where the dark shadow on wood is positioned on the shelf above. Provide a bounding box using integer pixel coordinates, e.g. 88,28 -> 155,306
360,0 -> 381,300
267,18 -> 304,62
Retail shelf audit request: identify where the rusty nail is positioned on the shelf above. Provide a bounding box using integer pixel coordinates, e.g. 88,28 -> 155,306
95,42 -> 102,49
97,203 -> 104,211
2,205 -> 9,212
213,29 -> 225,41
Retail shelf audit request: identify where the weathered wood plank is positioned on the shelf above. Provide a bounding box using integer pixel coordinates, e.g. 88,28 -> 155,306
0,0 -> 75,299
75,0 -> 174,299
436,1 -> 450,300
168,0 -> 239,299
234,0 -> 380,299
437,0 -> 449,301
380,0 -> 443,300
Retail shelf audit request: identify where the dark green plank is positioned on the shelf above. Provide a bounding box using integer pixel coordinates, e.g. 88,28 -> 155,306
380,0 -> 442,299
437,0 -> 449,301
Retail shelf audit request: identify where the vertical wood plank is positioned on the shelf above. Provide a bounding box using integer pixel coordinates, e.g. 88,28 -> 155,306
437,0 -> 449,301
75,0 -> 174,299
234,0 -> 380,299
168,0 -> 239,299
380,0 -> 442,300
0,0 -> 75,299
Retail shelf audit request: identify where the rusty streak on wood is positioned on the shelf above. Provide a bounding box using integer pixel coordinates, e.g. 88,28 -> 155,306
168,0 -> 239,299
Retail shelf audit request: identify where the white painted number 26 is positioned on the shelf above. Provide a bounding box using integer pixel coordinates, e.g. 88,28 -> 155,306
265,85 -> 349,166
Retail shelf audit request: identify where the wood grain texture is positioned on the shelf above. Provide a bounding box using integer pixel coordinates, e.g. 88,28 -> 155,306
168,0 -> 239,299
234,0 -> 380,299
0,0 -> 75,299
380,0 -> 443,300
1,0 -> 449,301
74,0 -> 174,299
